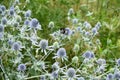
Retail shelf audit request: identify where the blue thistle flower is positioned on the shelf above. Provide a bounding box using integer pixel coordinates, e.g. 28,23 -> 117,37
56,48 -> 67,58
39,39 -> 48,50
83,21 -> 91,29
82,51 -> 94,59
1,17 -> 7,25
52,62 -> 59,70
12,42 -> 21,51
65,28 -> 72,35
30,18 -> 39,28
66,68 -> 76,78
106,73 -> 113,80
92,28 -> 97,35
51,71 -> 58,79
116,58 -> 120,66
8,39 -> 13,46
85,31 -> 90,37
24,10 -> 31,18
72,18 -> 78,24
97,58 -> 106,66
30,18 -> 41,30
0,5 -> 6,12
24,19 -> 30,25
95,22 -> 101,30
113,71 -> 120,79
9,8 -> 15,16
98,65 -> 105,73
17,64 -> 26,71
76,26 -> 81,32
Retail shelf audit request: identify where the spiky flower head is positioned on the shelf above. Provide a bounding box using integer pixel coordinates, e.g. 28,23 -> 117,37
24,19 -> 30,26
56,48 -> 67,58
97,58 -> 106,66
82,51 -> 94,59
0,5 -> 6,12
30,18 -> 39,28
116,58 -> 120,66
39,39 -> 48,50
106,73 -> 113,80
51,71 -> 58,79
24,10 -> 31,18
68,8 -> 74,15
17,64 -> 26,71
12,42 -> 21,51
1,17 -> 7,25
66,68 -> 76,78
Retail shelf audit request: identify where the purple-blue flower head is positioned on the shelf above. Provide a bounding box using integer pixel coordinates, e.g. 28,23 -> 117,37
82,51 -> 94,59
95,22 -> 101,30
56,48 -> 67,58
83,21 -> 91,29
51,71 -> 58,79
24,19 -> 30,26
0,5 -> 6,12
12,42 -> 21,51
17,64 -> 26,71
66,68 -> 76,78
106,73 -> 113,80
39,39 -> 48,50
9,8 -> 15,16
97,58 -> 106,65
24,10 -> 31,18
85,31 -> 90,37
116,58 -> 120,66
114,71 -> 120,79
1,17 -> 7,25
92,28 -> 97,35
76,26 -> 81,32
72,18 -> 78,24
65,28 -> 72,35
8,39 -> 13,46
30,18 -> 39,28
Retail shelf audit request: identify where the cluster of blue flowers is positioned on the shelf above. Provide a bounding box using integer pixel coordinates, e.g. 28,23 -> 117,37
0,0 -> 120,80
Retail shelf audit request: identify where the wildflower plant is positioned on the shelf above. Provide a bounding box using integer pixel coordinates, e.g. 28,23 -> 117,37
0,0 -> 120,80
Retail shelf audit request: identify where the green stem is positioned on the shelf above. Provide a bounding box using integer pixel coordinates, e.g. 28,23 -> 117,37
0,59 -> 9,80
24,75 -> 41,80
